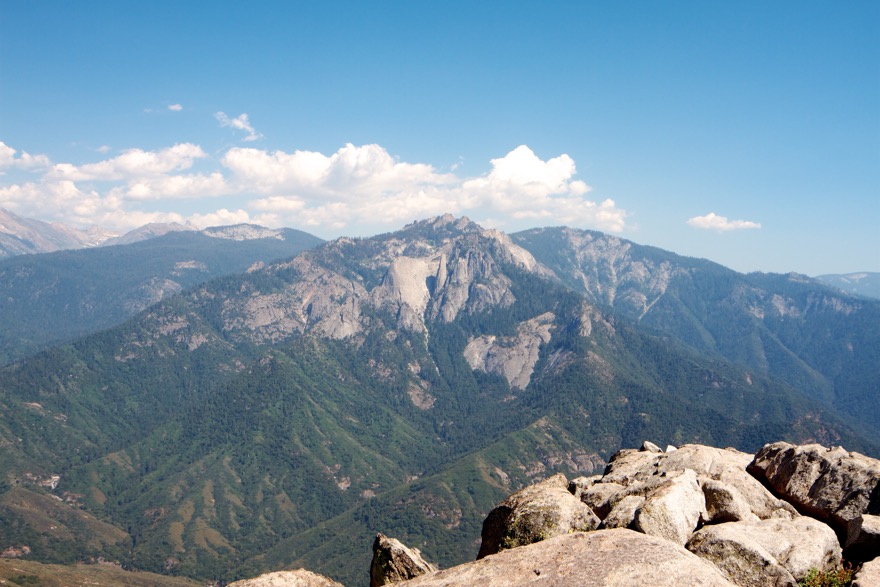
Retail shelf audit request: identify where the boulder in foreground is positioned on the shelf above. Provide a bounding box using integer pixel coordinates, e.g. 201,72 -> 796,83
396,529 -> 738,586
228,569 -> 345,587
687,516 -> 841,587
477,472 -> 599,558
747,441 -> 880,557
371,533 -> 438,587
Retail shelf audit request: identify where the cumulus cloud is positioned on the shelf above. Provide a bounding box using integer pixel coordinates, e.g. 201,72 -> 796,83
687,212 -> 761,232
49,143 -> 206,181
187,208 -> 253,228
460,145 -> 625,232
0,140 -> 629,236
0,141 -> 51,170
224,142 -> 454,196
168,103 -> 183,111
215,112 -> 262,142
108,172 -> 229,201
228,143 -> 626,233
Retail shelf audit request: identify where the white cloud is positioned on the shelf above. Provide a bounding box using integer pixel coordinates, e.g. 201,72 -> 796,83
687,212 -> 761,232
228,143 -> 626,233
215,112 -> 262,142
0,140 -> 629,237
0,141 -> 51,170
49,143 -> 206,181
187,208 -> 252,228
168,103 -> 183,112
109,172 -> 229,201
223,143 -> 454,197
97,145 -> 111,154
459,145 -> 624,232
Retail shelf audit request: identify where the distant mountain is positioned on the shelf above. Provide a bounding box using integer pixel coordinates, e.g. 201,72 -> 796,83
815,272 -> 880,299
0,208 -> 115,257
512,226 -> 880,433
100,222 -> 196,246
0,225 -> 324,363
0,215 -> 874,585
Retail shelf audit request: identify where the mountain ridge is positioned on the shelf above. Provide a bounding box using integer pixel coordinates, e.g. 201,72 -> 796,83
0,215 -> 876,585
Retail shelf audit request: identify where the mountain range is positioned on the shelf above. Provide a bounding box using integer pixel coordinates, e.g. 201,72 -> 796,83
815,272 -> 880,300
0,223 -> 322,363
0,214 -> 876,586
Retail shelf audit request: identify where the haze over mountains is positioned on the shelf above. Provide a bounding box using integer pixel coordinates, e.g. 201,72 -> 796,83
0,215 -> 323,363
0,212 -> 877,585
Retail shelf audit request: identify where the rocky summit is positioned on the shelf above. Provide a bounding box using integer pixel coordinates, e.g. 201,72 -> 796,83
237,440 -> 879,587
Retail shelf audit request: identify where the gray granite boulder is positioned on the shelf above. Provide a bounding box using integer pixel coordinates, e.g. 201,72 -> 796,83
748,441 -> 880,556
229,570 -> 344,587
687,517 -> 841,587
633,469 -> 705,545
397,529 -> 738,587
853,557 -> 880,587
371,533 -> 438,587
477,473 -> 600,558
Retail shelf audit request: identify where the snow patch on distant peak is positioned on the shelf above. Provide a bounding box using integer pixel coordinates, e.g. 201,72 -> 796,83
202,224 -> 284,241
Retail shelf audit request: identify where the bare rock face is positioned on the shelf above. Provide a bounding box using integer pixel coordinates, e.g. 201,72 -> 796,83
633,469 -> 706,546
687,517 -> 842,587
463,313 -> 554,390
477,473 -> 600,558
370,533 -> 438,587
396,529 -> 738,587
747,441 -> 880,553
228,569 -> 344,587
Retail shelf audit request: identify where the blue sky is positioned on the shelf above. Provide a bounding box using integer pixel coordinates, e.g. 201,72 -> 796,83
1,1 -> 877,275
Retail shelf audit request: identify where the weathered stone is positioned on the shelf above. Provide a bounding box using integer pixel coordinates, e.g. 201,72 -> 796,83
845,514 -> 880,562
687,517 -> 841,586
633,469 -> 705,545
641,440 -> 663,453
747,441 -> 880,550
665,445 -> 678,453
371,533 -> 438,587
463,313 -> 555,390
567,475 -> 601,500
853,557 -> 880,587
397,529 -> 738,587
602,495 -> 644,529
700,477 -> 760,524
600,448 -> 663,484
477,473 -> 600,558
603,443 -> 796,520
576,481 -> 625,519
228,569 -> 345,587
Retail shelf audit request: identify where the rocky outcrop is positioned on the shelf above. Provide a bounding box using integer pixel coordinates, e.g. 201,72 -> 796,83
477,473 -> 599,558
249,441 -> 873,587
397,529 -> 738,586
370,534 -> 437,587
228,569 -> 344,587
466,442 -> 856,586
747,441 -> 880,555
463,312 -> 554,390
632,469 -> 705,545
603,444 -> 797,520
687,517 -> 841,586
